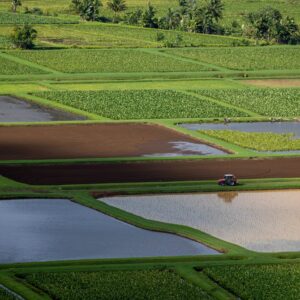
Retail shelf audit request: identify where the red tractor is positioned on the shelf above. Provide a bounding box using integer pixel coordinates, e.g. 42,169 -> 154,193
218,174 -> 238,186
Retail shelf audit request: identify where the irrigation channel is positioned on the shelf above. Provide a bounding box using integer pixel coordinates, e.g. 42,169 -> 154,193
0,199 -> 218,264
102,190 -> 300,253
0,95 -> 85,122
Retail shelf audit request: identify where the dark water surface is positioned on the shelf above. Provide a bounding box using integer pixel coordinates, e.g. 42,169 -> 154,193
0,96 -> 85,122
180,122 -> 300,138
0,199 -> 218,264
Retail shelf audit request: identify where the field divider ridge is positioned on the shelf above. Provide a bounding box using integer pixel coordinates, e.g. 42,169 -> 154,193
176,266 -> 236,300
0,51 -> 63,75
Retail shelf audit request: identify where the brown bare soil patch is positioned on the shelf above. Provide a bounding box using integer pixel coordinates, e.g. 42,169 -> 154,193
243,79 -> 300,88
1,157 -> 300,185
0,123 -> 218,160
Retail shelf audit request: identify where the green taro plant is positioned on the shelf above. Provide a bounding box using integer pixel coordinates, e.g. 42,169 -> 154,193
34,89 -> 247,119
194,88 -> 300,117
200,129 -> 300,151
23,269 -> 212,300
204,263 -> 300,300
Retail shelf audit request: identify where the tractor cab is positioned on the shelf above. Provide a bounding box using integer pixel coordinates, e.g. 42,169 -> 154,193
218,174 -> 238,186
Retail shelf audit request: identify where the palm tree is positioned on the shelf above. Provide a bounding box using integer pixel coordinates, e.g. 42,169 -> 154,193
206,0 -> 224,22
11,0 -> 22,13
107,0 -> 127,22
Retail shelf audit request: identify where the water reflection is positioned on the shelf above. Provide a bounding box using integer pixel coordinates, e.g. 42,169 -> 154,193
217,191 -> 238,203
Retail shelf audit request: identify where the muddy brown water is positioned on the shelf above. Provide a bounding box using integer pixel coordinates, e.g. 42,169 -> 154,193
0,95 -> 85,122
0,199 -> 218,264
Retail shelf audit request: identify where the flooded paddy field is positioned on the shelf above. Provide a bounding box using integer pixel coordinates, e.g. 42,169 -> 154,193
0,199 -> 217,264
180,121 -> 300,138
0,95 -> 85,122
0,123 -> 227,160
102,190 -> 300,252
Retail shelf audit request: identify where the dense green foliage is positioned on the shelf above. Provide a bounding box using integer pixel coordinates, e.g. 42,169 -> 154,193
204,263 -> 300,300
0,55 -> 46,75
34,89 -> 246,119
167,46 -> 300,70
24,269 -> 212,300
10,49 -> 207,73
11,24 -> 37,49
0,288 -> 16,300
0,23 -> 250,49
0,11 -> 77,24
200,130 -> 300,151
195,88 -> 300,117
244,7 -> 300,44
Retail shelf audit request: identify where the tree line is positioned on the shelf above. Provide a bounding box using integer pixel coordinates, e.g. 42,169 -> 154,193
9,0 -> 300,48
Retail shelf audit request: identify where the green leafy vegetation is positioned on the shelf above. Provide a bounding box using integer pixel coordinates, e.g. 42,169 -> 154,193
0,55 -> 46,75
195,88 -> 300,117
11,24 -> 37,49
200,130 -> 300,151
204,263 -> 300,300
34,89 -> 247,119
10,49 -> 208,73
0,11 -> 77,24
167,46 -> 300,70
24,269 -> 212,300
0,288 -> 16,300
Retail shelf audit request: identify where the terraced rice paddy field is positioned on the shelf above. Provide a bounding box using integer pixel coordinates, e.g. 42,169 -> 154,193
0,1 -> 300,299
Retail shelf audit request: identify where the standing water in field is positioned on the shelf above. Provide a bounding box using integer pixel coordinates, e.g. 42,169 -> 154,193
0,96 -> 85,122
0,199 -> 218,264
180,121 -> 300,138
143,141 -> 227,157
102,190 -> 300,252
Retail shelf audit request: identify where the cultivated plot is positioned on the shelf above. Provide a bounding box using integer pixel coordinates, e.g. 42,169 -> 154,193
166,46 -> 300,70
33,89 -> 247,119
23,269 -> 213,300
9,49 -> 207,73
193,88 -> 300,117
0,123 -> 227,160
0,55 -> 46,75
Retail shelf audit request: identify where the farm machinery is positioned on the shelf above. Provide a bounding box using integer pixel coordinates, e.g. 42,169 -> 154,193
218,174 -> 238,186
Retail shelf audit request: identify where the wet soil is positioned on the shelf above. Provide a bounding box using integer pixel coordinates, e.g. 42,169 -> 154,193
1,157 -> 300,185
0,123 -> 227,160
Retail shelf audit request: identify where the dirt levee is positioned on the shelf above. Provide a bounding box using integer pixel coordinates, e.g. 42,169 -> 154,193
0,123 -> 219,160
243,79 -> 300,88
1,157 -> 300,185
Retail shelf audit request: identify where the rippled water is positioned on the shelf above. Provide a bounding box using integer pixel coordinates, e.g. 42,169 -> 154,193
102,190 -> 300,252
0,199 -> 218,264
